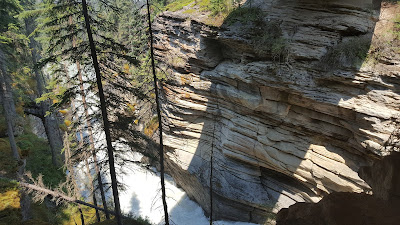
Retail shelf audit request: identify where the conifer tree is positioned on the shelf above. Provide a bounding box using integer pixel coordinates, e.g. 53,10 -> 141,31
32,1 -> 149,224
80,0 -> 123,223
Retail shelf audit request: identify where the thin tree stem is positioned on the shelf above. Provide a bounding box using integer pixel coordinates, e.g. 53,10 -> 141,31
81,1 -> 122,224
209,108 -> 217,225
145,1 -> 169,224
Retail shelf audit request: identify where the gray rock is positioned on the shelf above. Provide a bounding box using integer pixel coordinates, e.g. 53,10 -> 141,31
154,0 -> 400,223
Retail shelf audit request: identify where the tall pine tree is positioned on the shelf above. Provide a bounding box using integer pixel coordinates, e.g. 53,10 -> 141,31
33,0 -> 150,224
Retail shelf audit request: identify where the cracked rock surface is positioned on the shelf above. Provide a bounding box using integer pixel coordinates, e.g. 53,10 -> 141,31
153,0 -> 400,223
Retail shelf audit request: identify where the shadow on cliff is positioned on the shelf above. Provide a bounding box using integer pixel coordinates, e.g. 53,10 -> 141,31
160,0 -> 395,224
276,152 -> 400,225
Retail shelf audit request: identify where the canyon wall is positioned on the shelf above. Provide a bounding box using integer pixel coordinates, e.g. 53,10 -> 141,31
153,0 -> 400,223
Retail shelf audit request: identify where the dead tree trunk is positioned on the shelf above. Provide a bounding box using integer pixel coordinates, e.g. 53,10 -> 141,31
84,155 -> 101,222
44,116 -> 63,167
64,129 -> 85,225
76,120 -> 101,223
76,60 -> 110,220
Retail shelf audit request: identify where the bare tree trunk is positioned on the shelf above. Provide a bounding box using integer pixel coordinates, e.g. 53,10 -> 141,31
209,132 -> 214,225
73,101 -> 101,223
64,129 -> 85,225
84,157 -> 101,222
20,190 -> 31,221
146,1 -> 169,224
92,153 -> 110,219
64,132 -> 78,194
81,1 -> 122,224
209,113 -> 217,225
77,125 -> 101,222
77,61 -> 110,220
45,116 -> 63,167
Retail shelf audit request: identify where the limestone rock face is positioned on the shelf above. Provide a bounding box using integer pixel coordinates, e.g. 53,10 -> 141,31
153,0 -> 400,223
276,153 -> 400,225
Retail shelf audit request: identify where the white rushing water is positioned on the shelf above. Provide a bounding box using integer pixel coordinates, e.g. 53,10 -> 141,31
117,163 -> 258,225
76,144 -> 258,225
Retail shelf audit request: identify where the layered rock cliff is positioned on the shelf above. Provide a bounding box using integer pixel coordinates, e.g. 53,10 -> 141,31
153,0 -> 400,223
276,153 -> 400,225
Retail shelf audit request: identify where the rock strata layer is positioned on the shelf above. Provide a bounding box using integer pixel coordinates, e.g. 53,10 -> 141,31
153,0 -> 400,223
276,153 -> 400,225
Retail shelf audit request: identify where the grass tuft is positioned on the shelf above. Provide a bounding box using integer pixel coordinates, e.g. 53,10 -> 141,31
321,36 -> 372,70
224,6 -> 263,25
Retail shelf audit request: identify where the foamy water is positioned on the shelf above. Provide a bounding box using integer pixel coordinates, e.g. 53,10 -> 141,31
118,163 -> 258,225
76,147 -> 257,225
74,131 -> 258,225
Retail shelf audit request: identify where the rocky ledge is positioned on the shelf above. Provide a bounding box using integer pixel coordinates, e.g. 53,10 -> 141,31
153,0 -> 400,223
276,153 -> 400,225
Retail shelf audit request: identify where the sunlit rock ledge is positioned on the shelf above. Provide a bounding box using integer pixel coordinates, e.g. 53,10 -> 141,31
153,0 -> 400,223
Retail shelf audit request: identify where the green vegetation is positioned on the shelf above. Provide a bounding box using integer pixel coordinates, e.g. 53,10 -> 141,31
2,0 -> 165,224
322,1 -> 400,69
0,121 -> 67,225
253,31 -> 287,57
0,139 -> 22,225
197,0 -> 211,10
322,4 -> 400,71
394,13 -> 400,40
165,0 -> 232,16
224,7 -> 288,59
183,8 -> 196,14
0,138 -> 19,177
208,0 -> 228,15
0,123 -> 152,225
225,7 -> 264,25
19,132 -> 65,188
157,0 -> 289,57
321,36 -> 371,70
61,205 -> 108,225
0,178 -> 21,225
165,0 -> 194,11
59,206 -> 153,225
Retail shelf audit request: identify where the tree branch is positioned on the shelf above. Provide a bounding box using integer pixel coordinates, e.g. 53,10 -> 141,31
0,176 -> 119,217
23,103 -> 44,120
